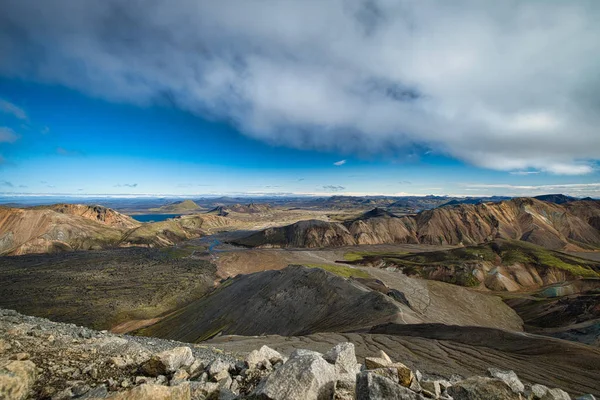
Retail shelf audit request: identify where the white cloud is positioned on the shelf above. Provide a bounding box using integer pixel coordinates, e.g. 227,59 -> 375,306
0,99 -> 27,120
510,171 -> 541,176
333,160 -> 346,166
1,1 -> 599,174
0,127 -> 18,143
464,182 -> 600,197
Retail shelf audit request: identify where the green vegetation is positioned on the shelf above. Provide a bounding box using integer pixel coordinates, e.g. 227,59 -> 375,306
344,239 -> 600,288
304,264 -> 370,279
343,251 -> 408,262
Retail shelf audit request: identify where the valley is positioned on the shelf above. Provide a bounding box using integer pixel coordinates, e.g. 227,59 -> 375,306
1,195 -> 599,398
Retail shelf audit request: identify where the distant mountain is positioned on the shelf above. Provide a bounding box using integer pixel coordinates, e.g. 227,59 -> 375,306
0,204 -> 228,255
232,198 -> 600,250
151,199 -> 201,213
439,196 -> 510,207
534,194 -> 578,204
207,203 -> 272,216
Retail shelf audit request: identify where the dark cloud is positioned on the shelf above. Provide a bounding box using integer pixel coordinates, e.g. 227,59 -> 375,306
1,1 -> 599,174
115,183 -> 138,188
1,180 -> 14,187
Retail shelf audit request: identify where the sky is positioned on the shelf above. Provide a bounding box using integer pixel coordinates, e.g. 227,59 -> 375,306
1,0 -> 600,197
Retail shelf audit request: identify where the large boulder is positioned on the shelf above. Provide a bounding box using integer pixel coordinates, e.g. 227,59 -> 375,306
141,347 -> 195,377
356,371 -> 426,400
254,352 -> 336,400
447,376 -> 521,400
0,360 -> 37,400
106,383 -> 190,399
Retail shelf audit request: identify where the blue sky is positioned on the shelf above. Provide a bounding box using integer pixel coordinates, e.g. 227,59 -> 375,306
1,77 -> 599,197
1,1 -> 600,197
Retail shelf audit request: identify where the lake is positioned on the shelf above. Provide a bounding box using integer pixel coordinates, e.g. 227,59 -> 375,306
131,214 -> 180,223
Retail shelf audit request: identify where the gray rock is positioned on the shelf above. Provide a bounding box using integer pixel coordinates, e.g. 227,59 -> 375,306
189,381 -> 219,400
254,352 -> 336,400
541,388 -> 571,400
420,380 -> 441,398
356,371 -> 426,400
77,384 -> 109,399
0,360 -> 37,400
487,368 -> 524,393
141,347 -> 194,376
289,349 -> 323,359
529,384 -> 549,399
207,358 -> 234,377
447,376 -> 521,400
247,346 -> 286,369
324,343 -> 358,375
170,368 -> 190,385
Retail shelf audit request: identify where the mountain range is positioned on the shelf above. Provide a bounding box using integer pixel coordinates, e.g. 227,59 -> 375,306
233,198 -> 600,251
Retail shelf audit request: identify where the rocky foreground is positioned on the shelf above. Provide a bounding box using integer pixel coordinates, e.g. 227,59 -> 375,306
0,309 -> 596,400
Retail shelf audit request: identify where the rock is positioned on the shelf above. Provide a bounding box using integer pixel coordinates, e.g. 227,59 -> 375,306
0,360 -> 37,400
364,357 -> 391,370
187,359 -> 205,379
106,383 -> 191,399
247,345 -> 286,369
78,384 -> 108,399
0,339 -> 12,353
289,349 -> 323,359
189,381 -> 219,400
447,376 -> 521,400
324,343 -> 359,375
420,380 -> 441,398
171,369 -> 190,386
219,387 -> 237,400
212,369 -> 230,383
141,347 -> 195,377
254,352 -> 336,400
390,363 -> 415,387
9,353 -> 29,361
356,371 -> 426,400
377,350 -> 393,364
207,358 -> 233,377
370,368 -> 400,383
487,368 -> 524,393
110,355 -> 134,368
334,378 -> 356,400
529,384 -> 549,399
576,395 -> 596,400
541,388 -> 571,400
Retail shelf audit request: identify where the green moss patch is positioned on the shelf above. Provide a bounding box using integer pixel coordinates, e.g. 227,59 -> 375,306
304,264 -> 370,279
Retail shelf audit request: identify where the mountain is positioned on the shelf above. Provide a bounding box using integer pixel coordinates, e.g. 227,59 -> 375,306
207,203 -> 272,217
232,198 -> 600,250
137,264 -> 523,342
150,199 -> 201,213
0,204 -> 229,255
41,203 -> 140,229
345,239 -> 600,291
534,194 -> 579,204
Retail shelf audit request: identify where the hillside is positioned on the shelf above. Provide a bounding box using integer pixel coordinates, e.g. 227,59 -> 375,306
0,205 -> 229,255
150,199 -> 201,213
344,240 -> 600,291
137,265 -> 523,342
233,198 -> 600,250
207,203 -> 272,217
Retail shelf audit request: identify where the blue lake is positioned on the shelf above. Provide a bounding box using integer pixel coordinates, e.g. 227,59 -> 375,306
131,214 -> 180,223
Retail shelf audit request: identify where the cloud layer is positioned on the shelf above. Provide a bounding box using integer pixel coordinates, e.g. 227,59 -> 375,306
1,1 -> 599,174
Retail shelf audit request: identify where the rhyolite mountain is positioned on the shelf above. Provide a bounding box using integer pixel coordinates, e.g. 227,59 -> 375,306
233,198 -> 600,251
0,204 -> 228,255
